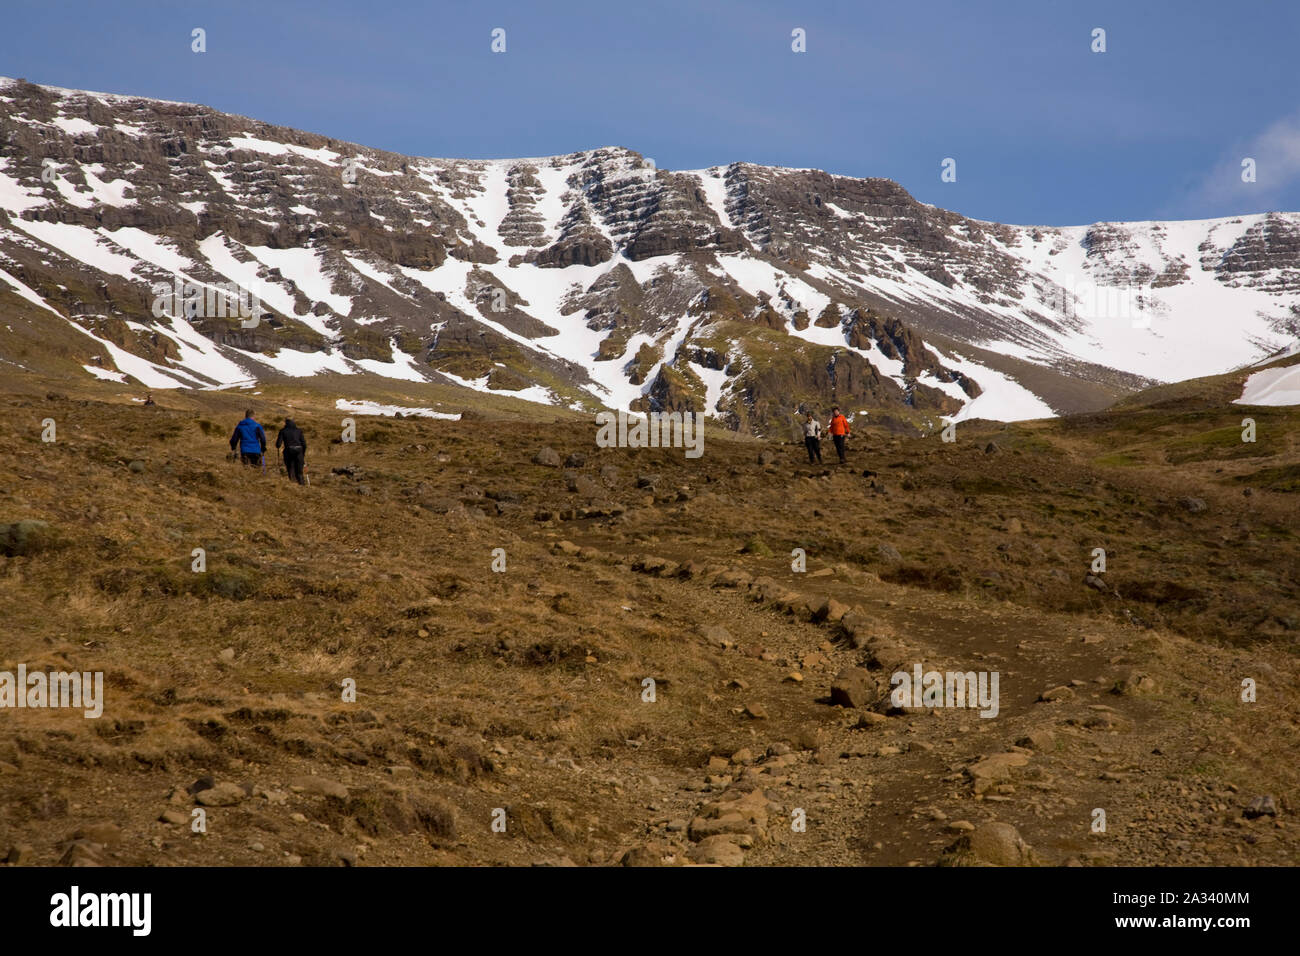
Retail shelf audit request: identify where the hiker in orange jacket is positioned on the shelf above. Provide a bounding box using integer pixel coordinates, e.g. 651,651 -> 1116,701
827,406 -> 850,463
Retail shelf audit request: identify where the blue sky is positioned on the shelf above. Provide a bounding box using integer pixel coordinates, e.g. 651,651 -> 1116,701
4,0 -> 1299,225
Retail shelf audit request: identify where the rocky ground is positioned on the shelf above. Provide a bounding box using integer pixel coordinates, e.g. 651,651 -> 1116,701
0,377 -> 1296,867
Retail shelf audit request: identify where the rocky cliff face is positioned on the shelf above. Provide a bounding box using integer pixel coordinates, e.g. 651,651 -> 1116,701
2,77 -> 1297,432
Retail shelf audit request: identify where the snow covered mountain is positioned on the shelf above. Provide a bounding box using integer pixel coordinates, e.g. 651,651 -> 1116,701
1,76 -> 1297,432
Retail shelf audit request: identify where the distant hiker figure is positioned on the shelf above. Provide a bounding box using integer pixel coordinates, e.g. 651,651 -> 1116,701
803,412 -> 823,464
276,418 -> 307,485
143,391 -> 155,407
827,406 -> 850,463
229,408 -> 266,468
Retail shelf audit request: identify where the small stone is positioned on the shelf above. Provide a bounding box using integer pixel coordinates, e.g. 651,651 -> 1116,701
1015,730 -> 1056,751
1038,685 -> 1076,703
744,703 -> 768,720
73,823 -> 122,846
194,781 -> 246,806
1114,671 -> 1159,696
159,809 -> 189,825
59,840 -> 104,867
689,835 -> 745,866
5,844 -> 34,865
967,752 -> 1030,795
1243,795 -> 1278,819
702,625 -> 734,648
286,775 -> 349,799
1084,573 -> 1109,592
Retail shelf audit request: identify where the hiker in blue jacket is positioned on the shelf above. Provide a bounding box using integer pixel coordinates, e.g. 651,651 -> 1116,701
229,408 -> 267,467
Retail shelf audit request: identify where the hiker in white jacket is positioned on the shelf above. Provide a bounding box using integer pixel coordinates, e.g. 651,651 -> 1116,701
803,412 -> 823,464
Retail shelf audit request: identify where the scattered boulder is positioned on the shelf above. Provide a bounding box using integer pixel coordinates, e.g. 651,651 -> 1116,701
1243,795 -> 1278,819
967,751 -> 1029,795
689,835 -> 745,866
563,452 -> 586,468
620,843 -> 671,867
58,840 -> 104,867
812,597 -> 851,623
1015,730 -> 1056,752
1038,685 -> 1076,703
73,823 -> 122,846
1,520 -> 55,557
1177,497 -> 1207,514
701,625 -> 733,648
532,447 -> 562,467
566,473 -> 602,497
5,844 -> 34,865
1113,671 -> 1159,696
942,822 -> 1037,866
830,667 -> 876,708
287,776 -> 349,799
194,781 -> 247,806
876,543 -> 902,563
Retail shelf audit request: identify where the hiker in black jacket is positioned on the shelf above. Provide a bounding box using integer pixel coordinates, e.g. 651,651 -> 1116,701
275,418 -> 308,485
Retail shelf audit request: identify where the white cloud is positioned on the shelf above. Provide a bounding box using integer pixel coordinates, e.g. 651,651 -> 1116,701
1182,110 -> 1300,216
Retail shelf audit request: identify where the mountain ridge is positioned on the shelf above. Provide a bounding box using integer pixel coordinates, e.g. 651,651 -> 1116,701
2,76 -> 1297,434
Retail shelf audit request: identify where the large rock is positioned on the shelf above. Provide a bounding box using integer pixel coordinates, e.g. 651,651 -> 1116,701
942,822 -> 1037,866
619,843 -> 672,867
1114,671 -> 1159,696
830,667 -> 876,708
532,447 -> 562,467
689,835 -> 745,866
1,520 -> 54,557
967,751 -> 1030,795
